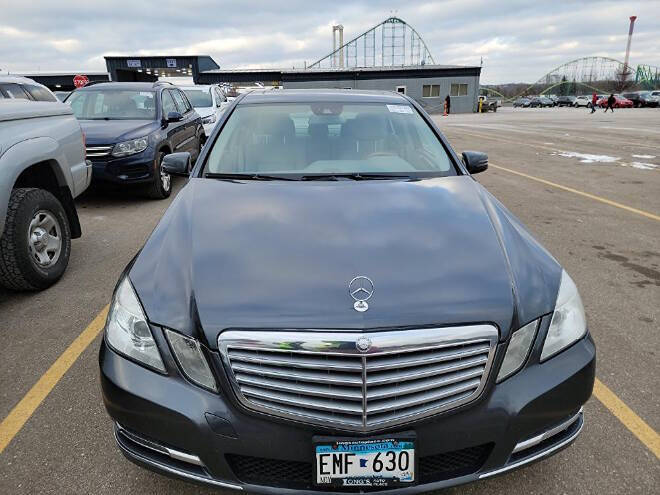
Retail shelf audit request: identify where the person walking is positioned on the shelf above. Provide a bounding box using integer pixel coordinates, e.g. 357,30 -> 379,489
445,94 -> 451,115
590,92 -> 598,113
605,93 -> 615,113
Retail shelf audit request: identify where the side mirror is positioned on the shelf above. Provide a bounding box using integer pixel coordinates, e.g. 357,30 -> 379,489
162,152 -> 191,176
166,111 -> 184,122
462,151 -> 488,174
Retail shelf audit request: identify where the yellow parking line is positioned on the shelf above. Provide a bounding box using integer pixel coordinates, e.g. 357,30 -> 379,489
490,163 -> 660,221
594,379 -> 660,459
0,305 -> 108,454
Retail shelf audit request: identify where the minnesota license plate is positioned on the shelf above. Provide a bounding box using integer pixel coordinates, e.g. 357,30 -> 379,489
314,435 -> 416,488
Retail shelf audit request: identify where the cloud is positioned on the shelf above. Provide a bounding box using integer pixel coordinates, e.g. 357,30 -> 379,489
0,0 -> 658,84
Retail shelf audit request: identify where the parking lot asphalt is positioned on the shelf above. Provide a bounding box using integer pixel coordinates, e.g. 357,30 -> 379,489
1,107 -> 658,494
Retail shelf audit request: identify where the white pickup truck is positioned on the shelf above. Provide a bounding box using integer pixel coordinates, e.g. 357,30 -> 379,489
0,99 -> 91,290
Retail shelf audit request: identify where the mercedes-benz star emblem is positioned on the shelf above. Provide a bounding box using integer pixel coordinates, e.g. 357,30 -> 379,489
355,336 -> 372,353
349,276 -> 374,312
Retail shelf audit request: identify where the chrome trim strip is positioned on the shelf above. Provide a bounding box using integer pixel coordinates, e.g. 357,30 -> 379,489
512,407 -> 583,454
116,423 -> 203,466
479,412 -> 584,479
114,428 -> 243,491
218,325 -> 498,432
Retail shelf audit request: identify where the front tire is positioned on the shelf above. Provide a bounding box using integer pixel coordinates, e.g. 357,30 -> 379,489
146,151 -> 172,200
0,188 -> 71,291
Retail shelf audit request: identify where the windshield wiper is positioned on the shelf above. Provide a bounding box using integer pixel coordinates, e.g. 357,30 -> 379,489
301,173 -> 412,181
204,172 -> 298,181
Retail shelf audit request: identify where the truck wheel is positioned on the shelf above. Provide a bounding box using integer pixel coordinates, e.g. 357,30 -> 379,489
0,188 -> 71,291
146,151 -> 172,199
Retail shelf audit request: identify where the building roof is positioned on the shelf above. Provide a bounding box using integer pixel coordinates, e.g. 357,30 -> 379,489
202,64 -> 480,75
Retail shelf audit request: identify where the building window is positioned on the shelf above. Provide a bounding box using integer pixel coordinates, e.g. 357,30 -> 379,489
422,84 -> 440,97
450,83 -> 468,97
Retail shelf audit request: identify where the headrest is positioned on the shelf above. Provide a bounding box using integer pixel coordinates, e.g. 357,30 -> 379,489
351,114 -> 390,141
259,114 -> 295,139
308,123 -> 328,139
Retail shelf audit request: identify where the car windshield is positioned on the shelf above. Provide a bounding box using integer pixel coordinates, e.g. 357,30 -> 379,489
204,102 -> 455,177
67,89 -> 156,120
183,89 -> 213,108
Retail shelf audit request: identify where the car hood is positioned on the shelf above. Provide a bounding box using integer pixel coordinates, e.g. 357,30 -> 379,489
79,119 -> 158,144
130,176 -> 561,348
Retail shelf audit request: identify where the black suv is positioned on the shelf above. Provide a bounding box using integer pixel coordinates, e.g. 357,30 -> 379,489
556,95 -> 577,107
66,82 -> 203,199
622,91 -> 659,108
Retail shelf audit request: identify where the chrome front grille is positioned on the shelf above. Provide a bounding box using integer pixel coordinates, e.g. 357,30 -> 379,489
219,326 -> 498,431
86,145 -> 113,158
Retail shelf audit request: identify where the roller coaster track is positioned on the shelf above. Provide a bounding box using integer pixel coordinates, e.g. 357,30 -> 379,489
482,56 -> 659,101
308,17 -> 435,69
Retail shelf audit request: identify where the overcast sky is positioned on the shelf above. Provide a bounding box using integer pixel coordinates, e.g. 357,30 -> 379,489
1,0 -> 658,84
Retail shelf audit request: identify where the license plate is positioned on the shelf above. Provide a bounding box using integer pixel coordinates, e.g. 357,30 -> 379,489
314,435 -> 415,488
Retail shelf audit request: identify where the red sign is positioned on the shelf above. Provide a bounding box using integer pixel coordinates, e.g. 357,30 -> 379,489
73,74 -> 89,89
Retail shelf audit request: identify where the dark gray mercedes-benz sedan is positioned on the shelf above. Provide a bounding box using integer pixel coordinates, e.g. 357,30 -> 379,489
100,89 -> 595,493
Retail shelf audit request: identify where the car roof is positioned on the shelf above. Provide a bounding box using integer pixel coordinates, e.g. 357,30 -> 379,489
178,85 -> 215,90
0,75 -> 41,85
238,89 -> 409,104
75,81 -> 169,91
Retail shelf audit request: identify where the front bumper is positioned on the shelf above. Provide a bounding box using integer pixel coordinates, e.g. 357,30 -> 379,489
88,148 -> 157,185
100,326 -> 595,494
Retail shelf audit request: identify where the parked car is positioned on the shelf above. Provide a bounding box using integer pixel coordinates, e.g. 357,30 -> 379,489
596,95 -> 633,108
574,95 -> 592,108
180,85 -> 229,141
0,75 -> 58,102
622,91 -> 659,108
530,96 -> 554,108
100,89 -> 595,493
0,99 -> 91,290
65,82 -> 203,199
556,96 -> 577,107
513,97 -> 531,108
478,95 -> 498,112
545,94 -> 558,104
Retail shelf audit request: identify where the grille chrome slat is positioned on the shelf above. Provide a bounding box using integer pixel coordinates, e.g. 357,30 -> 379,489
366,378 -> 481,414
249,398 -> 365,427
219,326 -> 498,432
86,145 -> 113,158
365,343 -> 491,371
235,373 -> 364,401
366,366 -> 485,400
231,362 -> 363,386
366,355 -> 489,386
241,386 -> 364,415
228,349 -> 362,371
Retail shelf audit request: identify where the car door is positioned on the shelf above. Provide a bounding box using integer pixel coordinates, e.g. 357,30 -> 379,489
162,89 -> 187,153
171,89 -> 198,155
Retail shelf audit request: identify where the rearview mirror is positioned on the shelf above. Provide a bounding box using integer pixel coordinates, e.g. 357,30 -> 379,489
162,152 -> 191,176
462,151 -> 488,174
166,111 -> 183,122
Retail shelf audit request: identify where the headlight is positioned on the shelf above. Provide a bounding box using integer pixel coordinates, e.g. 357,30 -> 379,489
164,330 -> 217,392
541,270 -> 587,361
497,319 -> 538,382
105,277 -> 165,372
112,137 -> 149,157
201,114 -> 216,125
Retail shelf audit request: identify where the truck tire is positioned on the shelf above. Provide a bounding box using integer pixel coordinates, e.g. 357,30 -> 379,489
0,188 -> 71,291
146,151 -> 172,199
